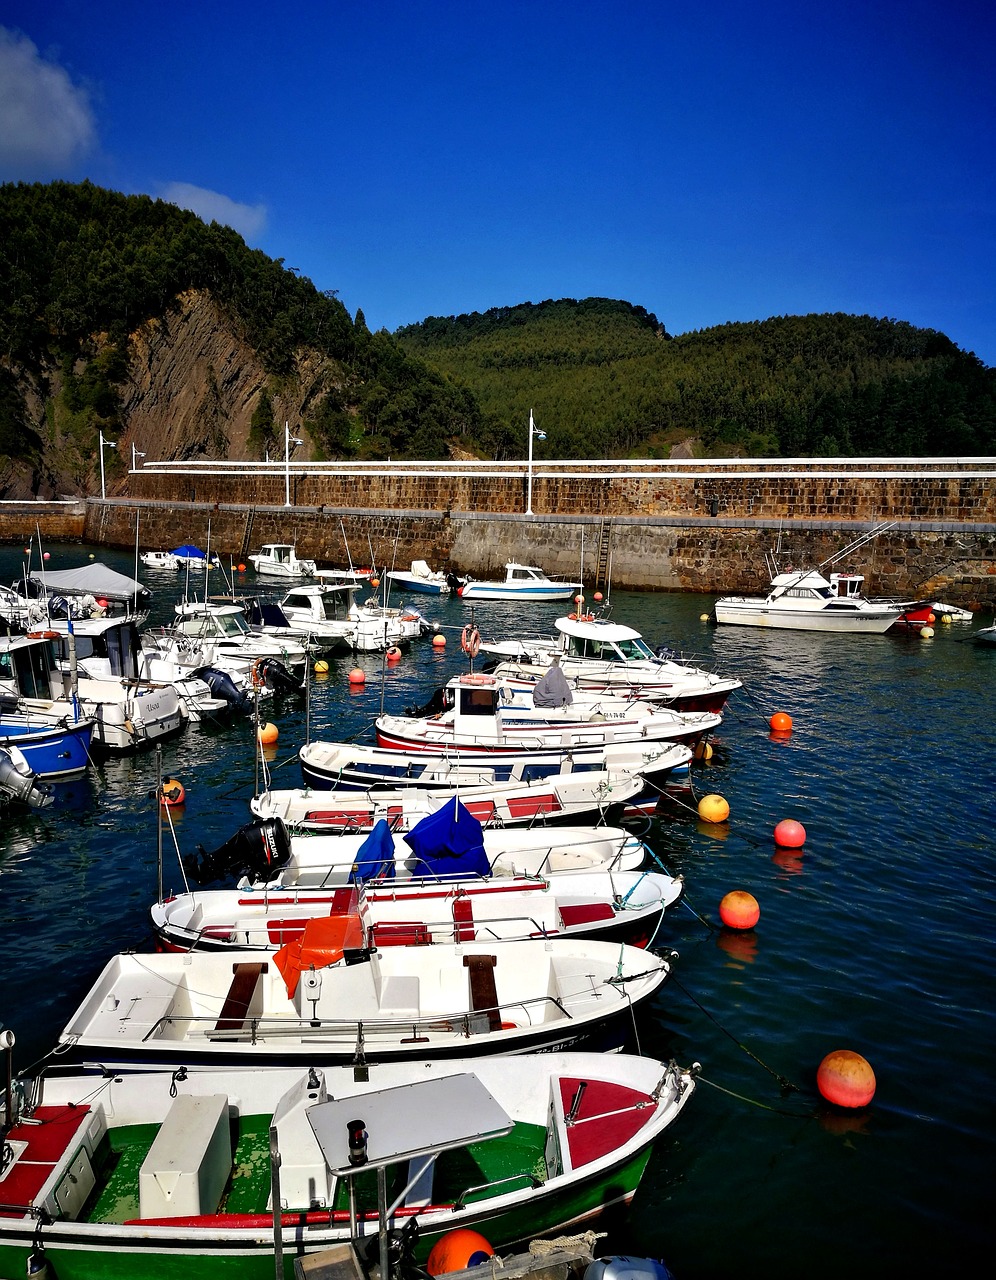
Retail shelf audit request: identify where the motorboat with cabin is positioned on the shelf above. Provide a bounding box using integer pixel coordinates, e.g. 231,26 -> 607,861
384,560 -> 461,595
248,543 -> 318,578
273,582 -> 412,653
482,614 -> 742,712
458,563 -> 582,602
374,671 -> 721,754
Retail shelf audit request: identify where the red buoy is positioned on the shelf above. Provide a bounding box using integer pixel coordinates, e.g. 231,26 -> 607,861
769,711 -> 793,733
719,890 -> 760,929
431,633 -> 446,648
817,1049 -> 876,1108
427,1229 -> 494,1276
386,646 -> 402,662
348,668 -> 366,685
774,818 -> 806,847
160,779 -> 185,807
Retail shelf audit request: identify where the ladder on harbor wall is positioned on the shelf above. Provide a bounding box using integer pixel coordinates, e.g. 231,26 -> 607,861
593,520 -> 612,591
239,507 -> 255,559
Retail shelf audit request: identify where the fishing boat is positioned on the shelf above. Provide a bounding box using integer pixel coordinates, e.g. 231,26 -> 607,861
297,738 -> 693,798
0,705 -> 94,781
375,673 -> 720,754
54,932 -> 672,1068
482,615 -> 742,712
0,1049 -> 697,1280
150,865 -> 683,953
249,767 -> 649,831
1,632 -> 172,757
248,544 -> 318,579
0,743 -> 51,807
277,583 -> 410,653
144,602 -> 308,682
458,563 -> 582,602
384,560 -> 461,595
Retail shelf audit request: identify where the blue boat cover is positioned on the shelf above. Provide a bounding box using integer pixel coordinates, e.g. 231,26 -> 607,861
403,798 -> 490,878
172,544 -> 206,559
350,818 -> 398,882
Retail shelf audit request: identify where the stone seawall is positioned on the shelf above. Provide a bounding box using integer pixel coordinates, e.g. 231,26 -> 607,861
76,499 -> 996,608
0,501 -> 86,544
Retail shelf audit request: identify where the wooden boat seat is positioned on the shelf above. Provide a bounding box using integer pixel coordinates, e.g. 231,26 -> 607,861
463,953 -> 501,1031
214,961 -> 268,1033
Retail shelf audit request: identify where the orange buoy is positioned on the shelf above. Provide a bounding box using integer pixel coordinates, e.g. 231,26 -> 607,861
697,793 -> 730,823
427,1229 -> 494,1277
774,818 -> 806,847
431,633 -> 446,648
160,779 -> 185,807
593,591 -> 603,602
927,611 -> 936,624
719,889 -> 760,929
257,722 -> 279,745
348,668 -> 366,684
386,646 -> 402,662
238,562 -> 247,572
817,1049 -> 876,1108
769,711 -> 793,732
370,577 -> 380,588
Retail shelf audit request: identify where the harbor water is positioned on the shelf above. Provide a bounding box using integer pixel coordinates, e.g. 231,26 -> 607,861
1,541 -> 993,1278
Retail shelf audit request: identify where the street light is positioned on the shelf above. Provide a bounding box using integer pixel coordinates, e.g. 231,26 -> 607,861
132,444 -> 146,471
284,421 -> 304,506
525,410 -> 546,516
99,430 -> 116,500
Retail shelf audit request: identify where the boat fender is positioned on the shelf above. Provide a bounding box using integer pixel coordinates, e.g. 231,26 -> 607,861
462,673 -> 493,685
460,626 -> 481,658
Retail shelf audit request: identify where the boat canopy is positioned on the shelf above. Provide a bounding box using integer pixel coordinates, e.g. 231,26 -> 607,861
29,563 -> 151,606
172,544 -> 207,559
403,799 -> 491,878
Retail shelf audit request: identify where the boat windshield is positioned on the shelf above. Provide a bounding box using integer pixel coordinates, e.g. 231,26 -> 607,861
6,642 -> 55,699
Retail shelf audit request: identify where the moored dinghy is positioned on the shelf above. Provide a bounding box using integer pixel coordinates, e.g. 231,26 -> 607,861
55,933 -> 673,1068
0,1051 -> 697,1280
150,866 -> 684,952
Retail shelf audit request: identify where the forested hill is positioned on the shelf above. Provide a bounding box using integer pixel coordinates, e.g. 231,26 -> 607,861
0,180 -> 483,498
396,301 -> 996,459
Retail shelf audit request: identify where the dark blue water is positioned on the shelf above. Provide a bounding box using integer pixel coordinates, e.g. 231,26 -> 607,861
2,541 -> 994,1278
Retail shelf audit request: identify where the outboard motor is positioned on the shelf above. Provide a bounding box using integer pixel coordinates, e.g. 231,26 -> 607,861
183,816 -> 292,885
0,745 -> 52,809
190,666 -> 253,715
445,572 -> 465,594
254,656 -> 303,695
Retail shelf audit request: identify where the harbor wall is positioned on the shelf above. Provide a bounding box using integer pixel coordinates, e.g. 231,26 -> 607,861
0,500 -> 86,543
80,499 -> 996,607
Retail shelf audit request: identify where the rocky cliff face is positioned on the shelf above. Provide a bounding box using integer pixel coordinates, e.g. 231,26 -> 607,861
5,289 -> 331,500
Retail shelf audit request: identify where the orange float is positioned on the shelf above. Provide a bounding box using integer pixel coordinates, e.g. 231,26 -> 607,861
257,722 -> 279,744
431,633 -> 446,648
774,818 -> 806,847
427,1229 -> 494,1277
719,890 -> 760,929
386,646 -> 402,662
160,778 -> 186,807
348,668 -> 366,685
817,1049 -> 876,1108
769,711 -> 793,732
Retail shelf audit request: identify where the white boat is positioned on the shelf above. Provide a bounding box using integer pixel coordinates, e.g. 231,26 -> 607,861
56,933 -> 672,1068
483,614 -> 742,712
3,626 -> 186,752
171,544 -> 220,569
140,550 -> 181,570
165,602 -> 307,676
185,811 -> 648,888
0,1051 -> 696,1279
248,543 -> 318,578
279,583 -> 410,652
714,567 -> 911,633
458,563 -> 582,602
375,672 -> 721,754
248,766 -> 649,831
350,595 -> 431,644
929,601 -> 974,622
969,624 -> 996,645
297,737 -> 693,797
384,560 -> 459,595
150,866 -> 683,952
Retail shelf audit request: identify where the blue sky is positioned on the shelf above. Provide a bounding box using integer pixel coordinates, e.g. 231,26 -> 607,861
1,0 -> 994,364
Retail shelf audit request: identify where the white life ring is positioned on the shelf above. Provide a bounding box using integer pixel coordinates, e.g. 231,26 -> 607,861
460,626 -> 481,658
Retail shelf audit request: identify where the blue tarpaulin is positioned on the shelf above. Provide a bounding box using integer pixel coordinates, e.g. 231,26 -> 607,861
172,544 -> 207,560
403,798 -> 490,878
350,818 -> 397,882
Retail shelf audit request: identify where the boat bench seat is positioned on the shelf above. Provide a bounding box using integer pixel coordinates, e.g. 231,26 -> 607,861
212,961 -> 268,1035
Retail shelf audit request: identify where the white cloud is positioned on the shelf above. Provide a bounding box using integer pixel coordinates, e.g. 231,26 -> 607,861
160,181 -> 267,241
0,27 -> 96,178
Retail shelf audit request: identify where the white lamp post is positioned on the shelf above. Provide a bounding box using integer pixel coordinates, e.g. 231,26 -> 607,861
284,421 -> 304,506
525,410 -> 546,516
131,444 -> 146,471
99,430 -> 116,500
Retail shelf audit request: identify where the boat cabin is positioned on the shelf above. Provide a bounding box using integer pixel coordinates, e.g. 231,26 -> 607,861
555,618 -> 656,663
0,635 -> 61,702
54,618 -> 145,680
280,584 -> 359,623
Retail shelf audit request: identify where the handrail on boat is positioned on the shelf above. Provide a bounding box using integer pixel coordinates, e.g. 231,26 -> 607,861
452,1171 -> 544,1210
